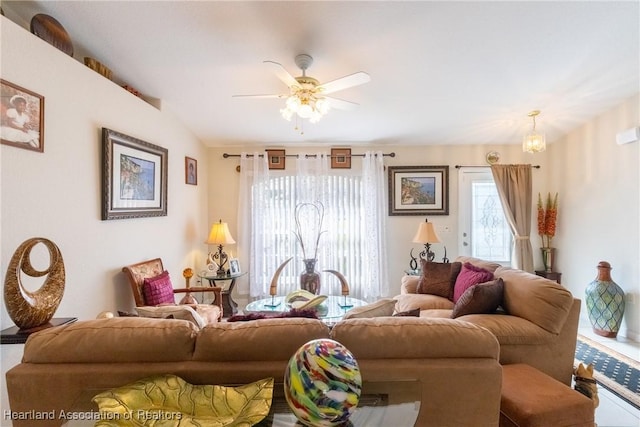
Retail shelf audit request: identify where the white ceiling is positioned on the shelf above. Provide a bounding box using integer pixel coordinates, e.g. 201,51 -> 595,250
4,1 -> 639,147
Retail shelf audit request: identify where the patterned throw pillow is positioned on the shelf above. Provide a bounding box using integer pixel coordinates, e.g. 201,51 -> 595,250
416,260 -> 462,300
452,262 -> 494,303
451,278 -> 504,318
142,271 -> 175,306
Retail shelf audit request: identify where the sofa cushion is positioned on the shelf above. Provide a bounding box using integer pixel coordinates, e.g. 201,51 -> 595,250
494,267 -> 573,335
142,271 -> 175,305
331,317 -> 499,360
193,317 -> 330,362
416,260 -> 462,300
451,278 -> 504,318
23,318 -> 198,363
454,256 -> 502,273
453,262 -> 494,303
342,298 -> 396,319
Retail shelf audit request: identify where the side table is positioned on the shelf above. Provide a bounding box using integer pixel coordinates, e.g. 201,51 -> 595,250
198,272 -> 246,317
1,317 -> 77,344
535,270 -> 562,284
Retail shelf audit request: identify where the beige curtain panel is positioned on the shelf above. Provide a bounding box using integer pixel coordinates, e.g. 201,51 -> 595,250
490,164 -> 534,272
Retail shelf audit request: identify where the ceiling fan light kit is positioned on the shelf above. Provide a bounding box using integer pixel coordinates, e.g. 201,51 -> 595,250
235,53 -> 370,129
522,110 -> 546,153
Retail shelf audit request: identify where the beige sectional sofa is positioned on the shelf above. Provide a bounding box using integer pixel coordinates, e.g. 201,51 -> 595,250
394,256 -> 580,385
6,316 -> 501,427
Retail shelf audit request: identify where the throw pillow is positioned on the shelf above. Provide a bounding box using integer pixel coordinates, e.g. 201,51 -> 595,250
393,308 -> 421,317
453,262 -> 494,303
142,271 -> 175,306
227,309 -> 318,322
451,278 -> 504,318
416,260 -> 462,300
342,298 -> 397,319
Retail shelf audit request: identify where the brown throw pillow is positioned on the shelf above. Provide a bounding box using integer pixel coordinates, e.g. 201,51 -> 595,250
416,260 -> 462,301
451,278 -> 504,318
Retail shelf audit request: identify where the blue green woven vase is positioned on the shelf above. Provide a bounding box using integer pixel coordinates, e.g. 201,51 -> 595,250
585,261 -> 625,338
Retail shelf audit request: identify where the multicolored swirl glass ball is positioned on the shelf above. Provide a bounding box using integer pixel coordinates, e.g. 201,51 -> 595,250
285,339 -> 362,427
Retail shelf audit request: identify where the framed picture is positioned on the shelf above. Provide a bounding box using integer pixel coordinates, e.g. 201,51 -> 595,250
229,258 -> 241,275
331,148 -> 351,169
0,79 -> 44,152
266,149 -> 285,170
185,156 -> 197,185
388,165 -> 449,216
101,128 -> 168,220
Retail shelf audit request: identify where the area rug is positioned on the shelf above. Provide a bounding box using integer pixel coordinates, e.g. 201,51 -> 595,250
574,334 -> 640,410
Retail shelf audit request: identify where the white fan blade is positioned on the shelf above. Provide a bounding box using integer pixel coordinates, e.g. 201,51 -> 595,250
232,94 -> 286,99
324,96 -> 359,111
319,72 -> 370,95
264,60 -> 299,88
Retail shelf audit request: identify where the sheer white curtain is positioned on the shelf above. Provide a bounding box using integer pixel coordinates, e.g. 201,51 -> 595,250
238,151 -> 388,301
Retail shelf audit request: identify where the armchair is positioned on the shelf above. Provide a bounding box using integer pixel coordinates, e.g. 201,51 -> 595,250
122,258 -> 222,322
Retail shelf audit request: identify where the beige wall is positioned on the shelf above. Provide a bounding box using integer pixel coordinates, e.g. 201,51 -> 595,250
1,12 -> 638,420
1,17 -> 211,417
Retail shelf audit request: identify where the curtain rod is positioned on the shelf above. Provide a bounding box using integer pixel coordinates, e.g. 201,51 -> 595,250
223,152 -> 395,159
455,164 -> 541,169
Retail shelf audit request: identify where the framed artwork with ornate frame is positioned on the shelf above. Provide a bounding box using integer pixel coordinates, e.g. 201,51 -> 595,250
101,128 -> 168,220
388,165 -> 449,216
331,148 -> 351,169
0,79 -> 44,153
266,149 -> 285,170
185,156 -> 197,185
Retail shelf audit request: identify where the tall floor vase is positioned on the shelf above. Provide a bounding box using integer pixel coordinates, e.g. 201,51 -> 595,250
585,261 -> 625,338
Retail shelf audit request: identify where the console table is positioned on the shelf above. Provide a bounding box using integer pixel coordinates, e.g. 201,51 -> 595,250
197,272 -> 246,317
245,295 -> 367,324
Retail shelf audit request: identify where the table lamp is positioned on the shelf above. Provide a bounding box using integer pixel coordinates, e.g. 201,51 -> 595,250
206,220 -> 235,276
412,218 -> 441,262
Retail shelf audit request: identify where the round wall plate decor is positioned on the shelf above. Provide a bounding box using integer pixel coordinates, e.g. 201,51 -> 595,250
486,151 -> 500,164
30,14 -> 74,57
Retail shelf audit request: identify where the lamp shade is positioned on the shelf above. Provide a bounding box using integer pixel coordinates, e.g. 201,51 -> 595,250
412,221 -> 441,244
206,220 -> 236,245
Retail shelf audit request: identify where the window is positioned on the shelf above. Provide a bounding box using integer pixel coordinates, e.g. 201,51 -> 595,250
241,153 -> 387,302
458,168 -> 512,263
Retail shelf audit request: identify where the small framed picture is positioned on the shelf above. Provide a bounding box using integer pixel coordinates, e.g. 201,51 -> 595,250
266,149 -> 285,170
229,258 -> 241,275
331,148 -> 351,169
1,79 -> 44,153
185,156 -> 197,185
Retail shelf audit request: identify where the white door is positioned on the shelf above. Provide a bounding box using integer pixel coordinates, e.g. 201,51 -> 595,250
458,168 -> 512,264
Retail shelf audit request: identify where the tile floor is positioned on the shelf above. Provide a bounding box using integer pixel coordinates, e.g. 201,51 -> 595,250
577,322 -> 640,427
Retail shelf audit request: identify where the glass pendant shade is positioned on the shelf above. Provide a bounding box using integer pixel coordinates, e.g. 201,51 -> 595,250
523,110 -> 546,153
523,131 -> 546,153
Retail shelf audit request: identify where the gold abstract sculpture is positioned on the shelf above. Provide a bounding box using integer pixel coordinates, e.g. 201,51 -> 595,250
93,374 -> 274,427
4,237 -> 65,329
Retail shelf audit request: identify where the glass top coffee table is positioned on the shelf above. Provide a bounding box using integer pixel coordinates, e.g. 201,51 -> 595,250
63,380 -> 420,427
244,295 -> 367,323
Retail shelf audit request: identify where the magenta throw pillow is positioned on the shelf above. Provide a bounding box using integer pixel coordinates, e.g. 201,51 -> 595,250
142,271 -> 175,306
453,262 -> 494,303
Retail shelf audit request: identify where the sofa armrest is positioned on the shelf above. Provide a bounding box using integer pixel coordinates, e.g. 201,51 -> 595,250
401,274 -> 420,294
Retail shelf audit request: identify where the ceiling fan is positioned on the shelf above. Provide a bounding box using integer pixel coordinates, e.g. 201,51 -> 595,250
233,54 -> 371,124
